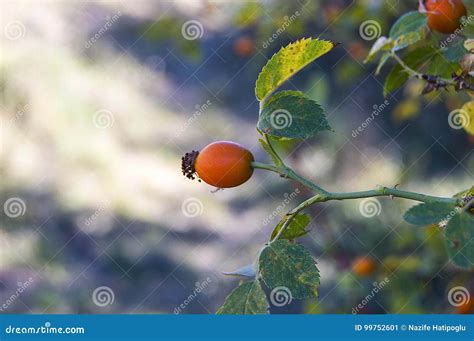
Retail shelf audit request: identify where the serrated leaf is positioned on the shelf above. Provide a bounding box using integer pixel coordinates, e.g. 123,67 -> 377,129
263,90 -> 305,108
445,212 -> 474,269
216,281 -> 269,314
259,240 -> 320,299
404,202 -> 459,226
222,264 -> 257,278
258,92 -> 332,139
255,38 -> 336,101
389,11 -> 427,51
270,214 -> 311,240
384,45 -> 436,96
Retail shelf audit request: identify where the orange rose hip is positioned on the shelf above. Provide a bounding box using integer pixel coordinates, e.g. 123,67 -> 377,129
182,141 -> 254,188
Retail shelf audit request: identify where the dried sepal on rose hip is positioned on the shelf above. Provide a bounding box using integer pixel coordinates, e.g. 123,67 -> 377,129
182,141 -> 254,188
419,0 -> 467,34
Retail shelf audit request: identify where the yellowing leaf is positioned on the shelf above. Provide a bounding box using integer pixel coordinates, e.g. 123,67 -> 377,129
461,101 -> 474,135
255,38 -> 337,101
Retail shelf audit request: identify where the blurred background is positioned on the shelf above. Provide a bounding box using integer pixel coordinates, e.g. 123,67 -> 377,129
0,0 -> 473,314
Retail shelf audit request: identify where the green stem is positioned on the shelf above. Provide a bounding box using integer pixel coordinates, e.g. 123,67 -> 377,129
252,161 -> 461,242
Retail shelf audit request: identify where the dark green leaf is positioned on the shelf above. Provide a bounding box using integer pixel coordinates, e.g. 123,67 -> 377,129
255,38 -> 336,101
427,52 -> 459,78
216,281 -> 269,314
258,92 -> 332,139
270,214 -> 311,240
259,240 -> 320,299
445,212 -> 474,269
404,202 -> 459,226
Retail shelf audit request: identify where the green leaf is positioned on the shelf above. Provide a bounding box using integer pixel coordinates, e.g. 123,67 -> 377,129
259,240 -> 320,299
404,202 -> 459,226
453,186 -> 474,200
257,91 -> 332,139
222,264 -> 257,278
375,53 -> 390,75
442,37 -> 467,62
255,38 -> 337,101
384,45 -> 436,96
216,280 -> 269,314
389,11 -> 427,51
263,90 -> 305,108
445,212 -> 474,269
258,138 -> 282,166
427,52 -> 459,78
270,214 -> 311,240
364,36 -> 393,63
